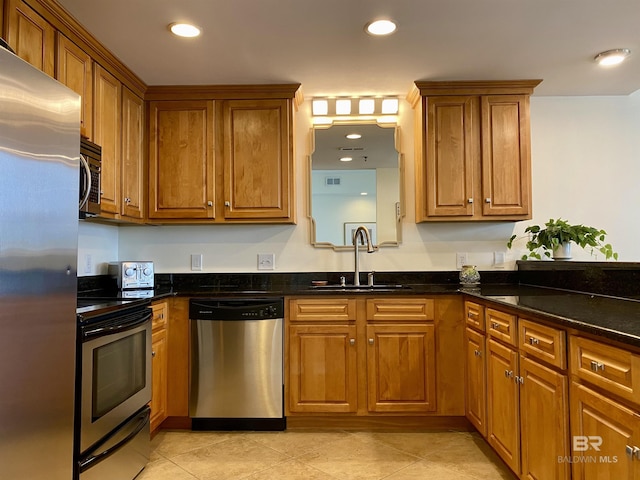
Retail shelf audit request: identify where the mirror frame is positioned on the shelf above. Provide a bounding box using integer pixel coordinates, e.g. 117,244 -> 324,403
308,119 -> 405,251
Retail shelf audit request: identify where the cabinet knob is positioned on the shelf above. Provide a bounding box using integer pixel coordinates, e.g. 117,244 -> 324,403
485,198 -> 491,203
467,198 -> 474,204
528,337 -> 539,345
491,322 -> 500,330
152,351 -> 156,358
224,201 -> 231,207
350,339 -> 355,346
590,360 -> 605,372
504,370 -> 513,378
207,201 -> 213,207
474,349 -> 482,357
368,338 -> 374,345
516,376 -> 524,384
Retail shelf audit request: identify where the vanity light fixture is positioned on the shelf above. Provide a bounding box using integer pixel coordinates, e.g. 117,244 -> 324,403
312,99 -> 329,115
169,23 -> 201,38
381,98 -> 399,114
346,133 -> 362,139
335,99 -> 352,115
358,99 -> 375,115
365,19 -> 397,36
594,48 -> 631,66
311,96 -> 400,124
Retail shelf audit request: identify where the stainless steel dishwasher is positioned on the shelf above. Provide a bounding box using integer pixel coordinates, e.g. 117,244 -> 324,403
189,298 -> 285,430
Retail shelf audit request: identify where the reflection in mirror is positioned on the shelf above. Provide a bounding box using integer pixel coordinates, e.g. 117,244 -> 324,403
309,122 -> 403,250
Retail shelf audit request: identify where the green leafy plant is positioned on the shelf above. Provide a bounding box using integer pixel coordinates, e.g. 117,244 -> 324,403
507,218 -> 618,260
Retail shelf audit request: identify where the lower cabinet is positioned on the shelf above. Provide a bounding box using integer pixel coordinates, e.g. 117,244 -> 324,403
465,326 -> 487,436
150,300 -> 168,432
287,296 -> 447,417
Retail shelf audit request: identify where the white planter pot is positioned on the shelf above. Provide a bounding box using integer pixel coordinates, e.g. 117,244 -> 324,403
553,242 -> 572,260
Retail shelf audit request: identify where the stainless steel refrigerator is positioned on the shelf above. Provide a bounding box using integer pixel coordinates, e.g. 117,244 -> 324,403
0,42 -> 80,479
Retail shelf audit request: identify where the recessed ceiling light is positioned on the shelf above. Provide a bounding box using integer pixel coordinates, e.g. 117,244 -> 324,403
340,157 -> 353,162
360,192 -> 368,196
346,133 -> 362,139
365,19 -> 397,36
594,48 -> 631,66
169,23 -> 201,38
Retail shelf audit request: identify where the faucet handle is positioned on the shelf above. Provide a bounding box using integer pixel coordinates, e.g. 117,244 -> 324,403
368,271 -> 375,286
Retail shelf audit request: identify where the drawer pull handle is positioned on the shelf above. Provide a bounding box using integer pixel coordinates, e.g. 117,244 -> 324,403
528,337 -> 539,345
467,312 -> 476,319
590,361 -> 605,372
491,322 -> 500,330
504,370 -> 513,378
474,349 -> 482,357
516,376 -> 524,384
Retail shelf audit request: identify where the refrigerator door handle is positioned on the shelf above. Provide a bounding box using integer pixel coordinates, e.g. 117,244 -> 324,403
79,153 -> 92,210
78,407 -> 150,473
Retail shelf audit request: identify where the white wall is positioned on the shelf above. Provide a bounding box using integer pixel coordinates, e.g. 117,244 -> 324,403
79,91 -> 640,274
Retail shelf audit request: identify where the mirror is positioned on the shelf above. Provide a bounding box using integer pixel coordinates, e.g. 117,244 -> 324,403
309,121 -> 404,250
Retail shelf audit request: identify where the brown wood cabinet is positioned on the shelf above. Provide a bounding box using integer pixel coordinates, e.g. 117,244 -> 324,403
4,0 -> 54,76
465,326 -> 487,436
148,100 -> 215,220
150,301 -> 169,432
56,33 -> 92,139
222,99 -> 293,221
120,87 -> 145,220
408,80 -> 541,222
93,63 -> 121,216
146,85 -> 299,223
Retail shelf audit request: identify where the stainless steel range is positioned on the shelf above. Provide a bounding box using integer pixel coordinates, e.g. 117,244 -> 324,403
76,300 -> 153,480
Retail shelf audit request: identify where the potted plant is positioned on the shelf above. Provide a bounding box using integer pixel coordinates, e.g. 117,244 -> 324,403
507,218 -> 618,260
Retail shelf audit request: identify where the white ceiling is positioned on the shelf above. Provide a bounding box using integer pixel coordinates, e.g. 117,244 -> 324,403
56,0 -> 639,97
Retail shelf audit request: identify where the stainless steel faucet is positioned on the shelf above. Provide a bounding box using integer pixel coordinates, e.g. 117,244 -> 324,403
353,225 -> 375,286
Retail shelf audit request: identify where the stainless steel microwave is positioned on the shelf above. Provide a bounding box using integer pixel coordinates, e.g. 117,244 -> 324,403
79,137 -> 101,218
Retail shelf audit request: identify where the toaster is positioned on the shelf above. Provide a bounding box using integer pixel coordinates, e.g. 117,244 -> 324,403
108,261 -> 154,290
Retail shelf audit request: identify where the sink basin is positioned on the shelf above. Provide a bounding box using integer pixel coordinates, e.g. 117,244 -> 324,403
308,284 -> 409,292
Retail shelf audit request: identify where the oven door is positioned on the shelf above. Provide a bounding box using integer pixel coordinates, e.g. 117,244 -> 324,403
80,309 -> 152,454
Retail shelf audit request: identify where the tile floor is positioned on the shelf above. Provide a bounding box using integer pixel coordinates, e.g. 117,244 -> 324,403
137,429 -> 516,479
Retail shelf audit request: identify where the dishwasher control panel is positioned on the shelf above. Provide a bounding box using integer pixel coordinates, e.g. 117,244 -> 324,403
189,298 -> 284,320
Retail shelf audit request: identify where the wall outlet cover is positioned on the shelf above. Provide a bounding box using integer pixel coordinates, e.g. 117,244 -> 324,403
191,253 -> 203,271
258,253 -> 275,270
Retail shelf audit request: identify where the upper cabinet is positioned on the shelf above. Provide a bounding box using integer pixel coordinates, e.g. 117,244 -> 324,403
56,33 -> 93,139
408,80 -> 541,222
146,85 -> 300,224
4,0 -> 54,76
120,87 -> 145,220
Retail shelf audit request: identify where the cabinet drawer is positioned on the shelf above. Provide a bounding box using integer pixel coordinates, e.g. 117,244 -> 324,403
289,298 -> 356,322
151,302 -> 167,331
486,308 -> 517,347
570,336 -> 640,405
366,298 -> 434,322
519,318 -> 566,370
465,301 -> 485,332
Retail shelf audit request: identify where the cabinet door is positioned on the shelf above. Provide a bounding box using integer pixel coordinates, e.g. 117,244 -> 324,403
423,96 -> 477,218
222,99 -> 293,221
148,100 -> 215,219
288,324 -> 357,413
93,64 -> 122,216
5,0 -> 54,76
520,356 -> 570,480
570,382 -> 639,480
121,87 -> 145,219
465,327 -> 487,436
486,338 -> 520,474
480,95 -> 531,217
150,328 -> 168,432
366,324 -> 436,412
56,33 -> 92,139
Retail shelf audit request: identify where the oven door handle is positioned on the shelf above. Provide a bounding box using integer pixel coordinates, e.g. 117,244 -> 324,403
83,310 -> 152,340
78,407 -> 150,473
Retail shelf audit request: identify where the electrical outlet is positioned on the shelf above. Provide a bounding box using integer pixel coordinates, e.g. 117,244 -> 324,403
494,251 -> 506,265
84,254 -> 92,274
456,252 -> 468,270
258,253 -> 275,270
191,254 -> 203,271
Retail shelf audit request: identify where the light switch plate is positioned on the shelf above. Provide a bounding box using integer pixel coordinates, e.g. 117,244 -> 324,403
191,253 -> 203,271
456,252 -> 468,270
258,253 -> 275,270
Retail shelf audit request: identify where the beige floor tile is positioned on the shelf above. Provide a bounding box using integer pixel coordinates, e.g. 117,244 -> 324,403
296,435 -> 419,480
348,430 -> 477,459
170,435 -> 291,480
152,430 -> 238,459
243,459 -> 339,479
383,459 -> 478,479
135,458 -> 198,480
247,429 -> 351,457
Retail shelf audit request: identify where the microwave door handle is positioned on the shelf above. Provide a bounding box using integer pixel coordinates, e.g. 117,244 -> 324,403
79,153 -> 91,210
78,407 -> 150,473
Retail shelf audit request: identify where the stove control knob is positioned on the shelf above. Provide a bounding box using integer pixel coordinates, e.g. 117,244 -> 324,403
143,267 -> 152,276
125,267 -> 135,277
